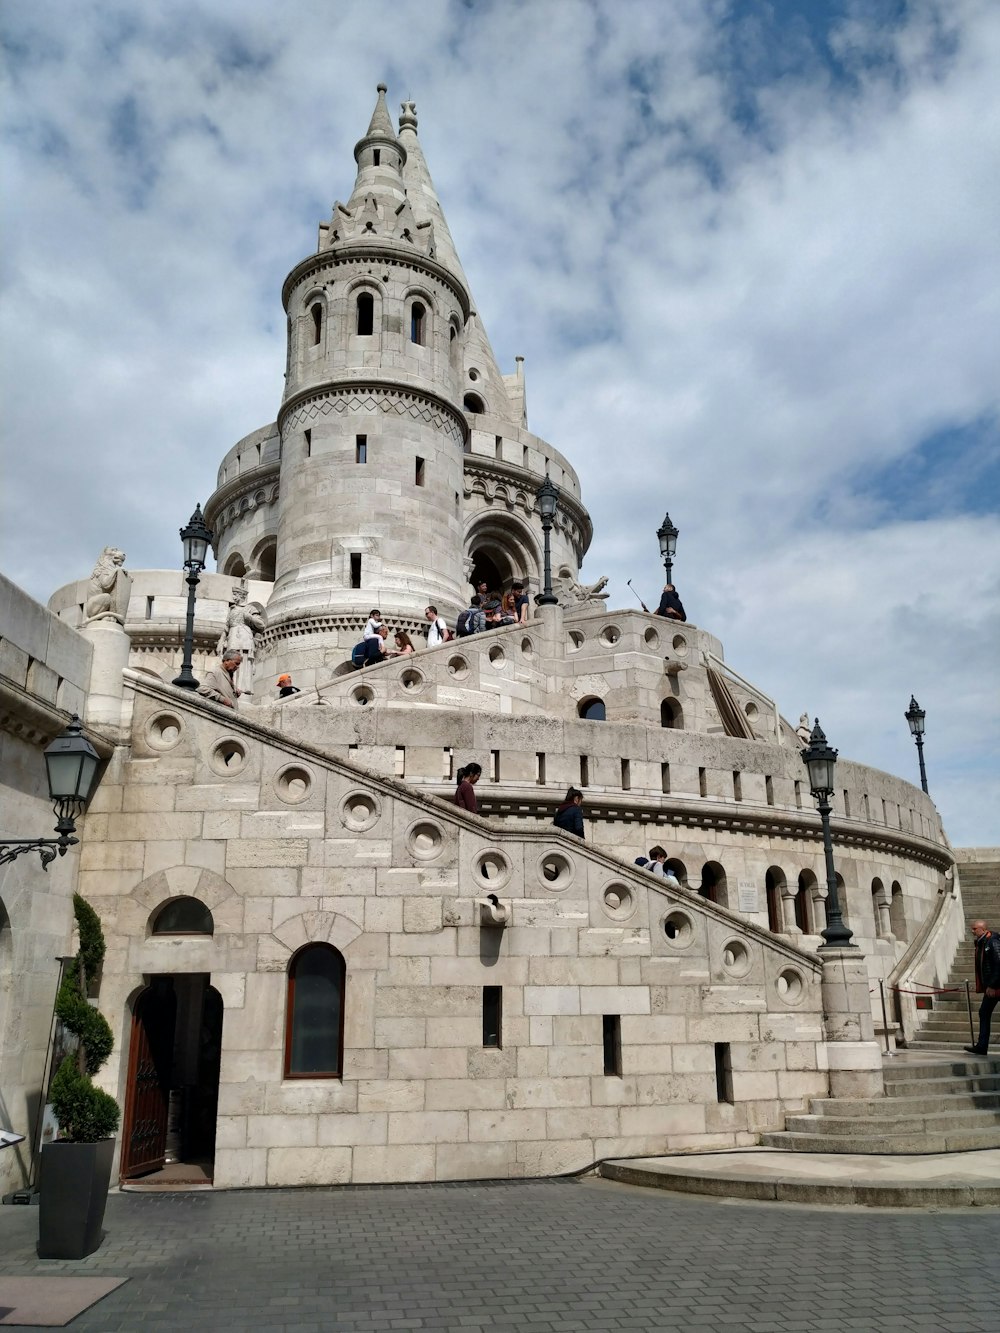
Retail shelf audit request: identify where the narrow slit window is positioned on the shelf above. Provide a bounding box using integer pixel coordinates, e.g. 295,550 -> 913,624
483,986 -> 502,1048
603,1015 -> 622,1077
522,445 -> 528,467
395,747 -> 406,778
715,1042 -> 734,1104
794,780 -> 802,809
410,301 -> 426,345
350,553 -> 362,589
443,748 -> 454,781
580,755 -> 590,787
495,435 -> 502,459
661,761 -> 670,794
356,292 -> 374,336
765,775 -> 774,806
145,596 -> 154,621
733,771 -> 742,801
305,428 -> 312,458
843,789 -> 851,817
535,752 -> 546,785
372,148 -> 381,166
490,749 -> 500,782
698,767 -> 707,797
310,303 -> 322,345
415,456 -> 425,487
621,759 -> 631,791
356,435 -> 367,464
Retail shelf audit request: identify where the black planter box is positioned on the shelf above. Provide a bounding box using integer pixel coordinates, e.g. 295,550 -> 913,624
38,1139 -> 115,1260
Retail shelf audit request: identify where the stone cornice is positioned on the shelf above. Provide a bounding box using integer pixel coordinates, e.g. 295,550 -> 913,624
0,675 -> 113,756
276,380 -> 469,446
282,242 -> 470,321
123,670 -> 822,972
260,611 -> 426,647
204,465 -> 280,537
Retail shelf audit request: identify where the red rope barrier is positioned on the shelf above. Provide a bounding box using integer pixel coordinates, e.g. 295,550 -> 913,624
891,984 -> 963,995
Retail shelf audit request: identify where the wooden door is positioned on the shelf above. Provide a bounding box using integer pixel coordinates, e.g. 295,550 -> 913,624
120,981 -> 176,1179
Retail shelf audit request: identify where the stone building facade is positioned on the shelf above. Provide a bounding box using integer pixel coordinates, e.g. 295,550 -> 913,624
0,87 -> 965,1195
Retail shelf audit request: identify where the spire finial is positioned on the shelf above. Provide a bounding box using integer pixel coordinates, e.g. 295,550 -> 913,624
363,84 -> 396,141
399,100 -> 417,132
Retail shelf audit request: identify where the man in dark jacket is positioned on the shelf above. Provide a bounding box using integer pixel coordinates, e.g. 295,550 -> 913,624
965,920 -> 1000,1056
553,788 -> 585,839
655,584 -> 686,621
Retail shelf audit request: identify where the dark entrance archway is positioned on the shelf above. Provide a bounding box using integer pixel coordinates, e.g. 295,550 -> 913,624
120,975 -> 223,1183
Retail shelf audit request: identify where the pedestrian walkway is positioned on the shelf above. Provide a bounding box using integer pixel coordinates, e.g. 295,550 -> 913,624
0,1178 -> 997,1332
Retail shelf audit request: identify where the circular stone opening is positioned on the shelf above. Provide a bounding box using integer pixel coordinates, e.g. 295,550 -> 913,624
602,882 -> 635,921
147,713 -> 182,750
744,702 -> 760,721
351,685 -> 374,706
488,645 -> 506,668
537,850 -> 574,891
599,624 -> 622,646
407,820 -> 444,860
568,631 -> 584,652
399,668 -> 424,691
776,968 -> 805,1004
475,849 -> 511,888
721,938 -> 752,978
520,636 -> 533,657
643,627 -> 660,649
340,790 -> 380,832
275,765 -> 312,804
671,634 -> 688,656
468,368 -> 480,381
447,654 -> 469,679
662,910 -> 694,947
211,738 -> 247,775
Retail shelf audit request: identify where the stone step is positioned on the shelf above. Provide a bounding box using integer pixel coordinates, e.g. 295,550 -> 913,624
883,1056 -> 1000,1080
882,1073 -> 1000,1097
759,1126 -> 1000,1153
782,1108 -> 1000,1137
809,1090 -> 1000,1117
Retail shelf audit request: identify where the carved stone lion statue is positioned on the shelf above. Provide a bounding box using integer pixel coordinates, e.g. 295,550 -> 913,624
84,547 -> 131,624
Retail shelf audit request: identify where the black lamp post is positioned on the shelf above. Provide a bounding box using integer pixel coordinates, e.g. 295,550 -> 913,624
536,474 -> 560,606
904,695 -> 928,795
657,512 -> 679,584
801,719 -> 855,949
0,716 -> 101,869
173,503 -> 213,690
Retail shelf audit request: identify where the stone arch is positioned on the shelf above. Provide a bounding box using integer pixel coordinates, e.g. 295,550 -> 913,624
889,880 -> 907,941
465,512 -> 541,591
765,866 -> 786,933
660,698 -> 683,730
699,861 -> 728,907
250,536 -> 277,582
665,858 -> 688,888
464,392 -> 486,415
224,552 -> 248,578
265,910 -> 364,969
578,697 -> 606,722
871,876 -> 889,937
126,866 -> 241,937
795,869 -> 819,934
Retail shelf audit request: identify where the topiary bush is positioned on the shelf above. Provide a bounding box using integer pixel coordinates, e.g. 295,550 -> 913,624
51,895 -> 120,1142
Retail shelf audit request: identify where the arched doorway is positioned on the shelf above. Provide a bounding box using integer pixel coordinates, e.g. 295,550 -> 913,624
765,867 -> 786,933
120,975 -> 223,1183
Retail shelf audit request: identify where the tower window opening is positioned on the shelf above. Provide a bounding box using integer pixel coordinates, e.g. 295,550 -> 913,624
395,747 -> 406,778
443,748 -> 454,781
356,435 -> 367,464
603,1015 -> 622,1077
372,149 -> 381,166
483,987 -> 502,1048
410,301 -> 426,345
715,1043 -> 734,1104
490,749 -> 500,783
415,456 -> 425,487
522,445 -> 529,467
794,780 -> 802,809
356,292 -> 374,336
580,755 -> 589,787
464,393 -> 485,414
661,762 -> 670,794
698,767 -> 707,797
145,596 -> 154,621
310,303 -> 322,345
843,789 -> 851,817
535,752 -> 546,786
305,428 -> 312,458
620,759 -> 631,791
733,771 -> 742,801
765,775 -> 774,806
350,554 -> 362,589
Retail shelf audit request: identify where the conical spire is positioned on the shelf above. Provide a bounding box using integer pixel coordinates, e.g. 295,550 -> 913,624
363,82 -> 397,145
397,99 -> 467,290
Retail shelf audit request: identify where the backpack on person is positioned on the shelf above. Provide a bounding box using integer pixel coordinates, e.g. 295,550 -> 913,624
350,641 -> 367,668
455,609 -> 477,637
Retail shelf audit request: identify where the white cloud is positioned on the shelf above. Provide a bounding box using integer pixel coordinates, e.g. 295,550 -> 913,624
1,0 -> 997,843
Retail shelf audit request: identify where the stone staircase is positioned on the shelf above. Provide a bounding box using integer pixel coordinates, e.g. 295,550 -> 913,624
760,859 -> 1000,1153
909,859 -> 999,1049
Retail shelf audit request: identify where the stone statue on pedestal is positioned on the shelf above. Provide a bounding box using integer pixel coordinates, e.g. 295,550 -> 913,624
217,585 -> 267,699
84,548 -> 132,624
795,713 -> 812,746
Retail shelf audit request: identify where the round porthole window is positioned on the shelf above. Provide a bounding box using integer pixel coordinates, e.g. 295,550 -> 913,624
776,968 -> 805,1005
406,820 -> 445,860
662,910 -> 694,948
275,765 -> 313,804
146,713 -> 182,751
340,790 -> 381,832
602,882 -> 635,921
211,738 -> 247,775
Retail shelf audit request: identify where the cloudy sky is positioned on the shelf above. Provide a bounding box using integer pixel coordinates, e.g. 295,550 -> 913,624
2,0 -> 998,844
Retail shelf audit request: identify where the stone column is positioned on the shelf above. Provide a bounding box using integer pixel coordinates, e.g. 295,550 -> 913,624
821,948 -> 884,1099
781,887 -> 800,935
80,617 -> 131,741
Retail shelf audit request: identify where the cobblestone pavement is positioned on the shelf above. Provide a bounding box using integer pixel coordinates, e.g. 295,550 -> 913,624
1,1178 -> 996,1331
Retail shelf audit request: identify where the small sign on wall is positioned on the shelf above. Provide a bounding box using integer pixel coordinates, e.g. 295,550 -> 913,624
737,879 -> 759,914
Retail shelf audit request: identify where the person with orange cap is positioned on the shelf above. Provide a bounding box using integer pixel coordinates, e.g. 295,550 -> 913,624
276,674 -> 301,698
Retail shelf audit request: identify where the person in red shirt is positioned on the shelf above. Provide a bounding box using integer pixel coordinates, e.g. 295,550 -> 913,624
453,763 -> 482,813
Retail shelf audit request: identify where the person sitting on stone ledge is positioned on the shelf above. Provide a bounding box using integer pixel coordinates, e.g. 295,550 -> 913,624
363,609 -> 385,640
364,624 -> 390,665
655,583 -> 686,622
390,630 -> 415,657
198,652 -> 241,708
476,580 -> 502,618
646,846 -> 668,876
276,673 -> 301,698
553,787 -> 585,839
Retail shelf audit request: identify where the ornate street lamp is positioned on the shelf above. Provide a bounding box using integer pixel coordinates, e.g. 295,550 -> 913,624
536,474 -> 560,606
904,695 -> 928,795
801,719 -> 855,949
173,503 -> 213,690
656,512 -> 679,584
0,716 -> 101,869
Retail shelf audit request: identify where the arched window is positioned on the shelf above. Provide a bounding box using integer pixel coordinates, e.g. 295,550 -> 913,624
464,393 -> 485,414
223,553 -> 247,578
285,944 -> 345,1079
797,870 -> 818,934
700,861 -> 727,906
151,898 -> 214,936
871,877 -> 887,937
410,301 -> 426,345
665,858 -> 688,887
765,867 -> 786,933
356,292 -> 374,336
660,698 -> 683,729
578,697 -> 606,721
835,873 -> 849,927
889,881 -> 907,940
256,540 -> 276,583
310,303 -> 323,345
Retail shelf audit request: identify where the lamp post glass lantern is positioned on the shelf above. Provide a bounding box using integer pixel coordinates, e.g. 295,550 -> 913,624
173,504 -> 213,690
904,695 -> 929,794
657,512 -> 678,585
536,474 -> 560,606
0,716 -> 101,869
801,719 -> 855,949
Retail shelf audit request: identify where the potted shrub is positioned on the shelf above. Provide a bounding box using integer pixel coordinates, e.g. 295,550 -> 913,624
38,894 -> 120,1260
